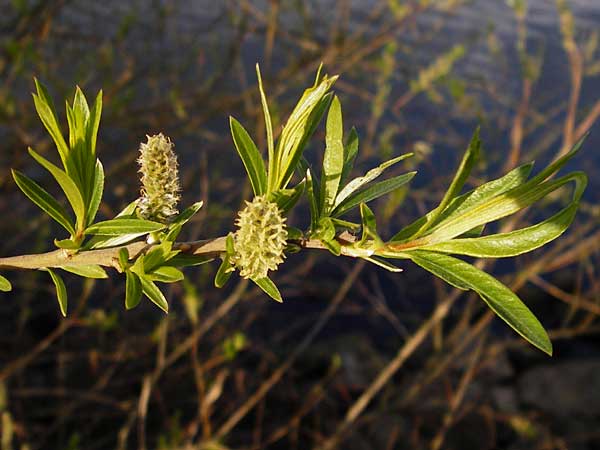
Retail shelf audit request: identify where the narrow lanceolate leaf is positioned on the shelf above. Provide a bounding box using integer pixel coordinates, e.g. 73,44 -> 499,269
230,117 -> 267,196
407,250 -> 552,355
28,147 -> 86,230
47,268 -> 68,317
419,203 -> 579,257
340,127 -> 359,187
83,201 -> 144,249
256,64 -> 275,191
86,233 -> 148,249
165,254 -> 213,267
306,168 -> 320,231
410,127 -> 480,239
270,180 -> 305,213
278,93 -> 333,191
32,79 -> 69,166
274,70 -> 337,191
66,89 -> 90,191
86,90 -> 102,157
62,264 -> 108,279
85,218 -> 165,236
416,133 -> 586,244
528,132 -> 587,185
332,172 -> 417,217
146,266 -> 184,283
252,277 -> 283,303
170,201 -> 203,228
421,172 -> 586,246
321,95 -> 345,214
125,270 -> 142,310
359,203 -> 380,244
86,160 -> 104,226
390,162 -> 534,242
429,162 -> 534,231
334,153 -> 413,210
215,254 -> 233,288
12,169 -> 75,235
0,275 -> 12,292
139,276 -> 169,313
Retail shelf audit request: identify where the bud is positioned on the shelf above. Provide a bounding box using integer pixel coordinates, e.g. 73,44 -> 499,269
233,195 -> 287,279
137,134 -> 180,223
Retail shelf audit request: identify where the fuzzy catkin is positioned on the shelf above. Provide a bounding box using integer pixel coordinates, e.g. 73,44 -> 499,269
137,134 -> 180,223
233,195 -> 288,279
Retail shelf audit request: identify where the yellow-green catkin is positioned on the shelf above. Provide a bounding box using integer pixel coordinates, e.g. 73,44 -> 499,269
233,195 -> 288,279
137,134 -> 180,223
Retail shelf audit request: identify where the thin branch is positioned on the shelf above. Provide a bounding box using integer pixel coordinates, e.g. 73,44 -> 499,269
0,236 -> 353,272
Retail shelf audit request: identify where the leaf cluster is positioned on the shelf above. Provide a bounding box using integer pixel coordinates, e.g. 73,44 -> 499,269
1,68 -> 589,355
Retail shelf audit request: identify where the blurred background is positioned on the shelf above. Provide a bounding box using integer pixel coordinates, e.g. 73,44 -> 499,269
1,0 -> 600,449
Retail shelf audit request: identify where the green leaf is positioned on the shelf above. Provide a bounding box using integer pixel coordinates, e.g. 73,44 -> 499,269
85,218 -> 164,236
420,172 -> 586,246
391,162 -> 533,242
125,270 -> 142,310
62,264 -> 108,279
330,217 -> 361,231
410,127 -> 480,239
116,200 -> 140,217
141,241 -> 179,273
86,90 -> 102,157
118,248 -> 130,270
305,167 -> 321,231
332,172 -> 416,217
28,147 -> 86,230
274,72 -> 337,191
334,153 -> 413,210
407,250 -> 552,355
0,274 -> 12,292
165,254 -> 213,267
321,95 -> 345,214
32,79 -> 69,167
215,255 -> 234,288
54,238 -> 81,249
139,276 -> 169,313
340,127 -> 359,187
414,134 -> 587,245
47,268 -> 68,317
12,169 -> 75,235
269,181 -> 305,213
215,235 -> 235,288
83,202 -> 144,249
457,224 -> 486,239
252,276 -> 283,303
419,203 -> 579,257
359,203 -> 380,244
432,162 -> 534,230
527,132 -> 587,185
86,160 -> 104,226
170,201 -> 203,228
315,217 -> 341,255
65,88 -> 90,191
147,266 -> 184,283
256,64 -> 275,192
230,117 -> 267,196
86,233 -> 145,249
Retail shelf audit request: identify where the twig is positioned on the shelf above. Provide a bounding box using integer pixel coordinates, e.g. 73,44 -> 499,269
0,236 -> 359,271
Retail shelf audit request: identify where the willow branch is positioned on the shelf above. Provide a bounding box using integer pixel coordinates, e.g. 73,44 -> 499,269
0,236 -> 354,272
